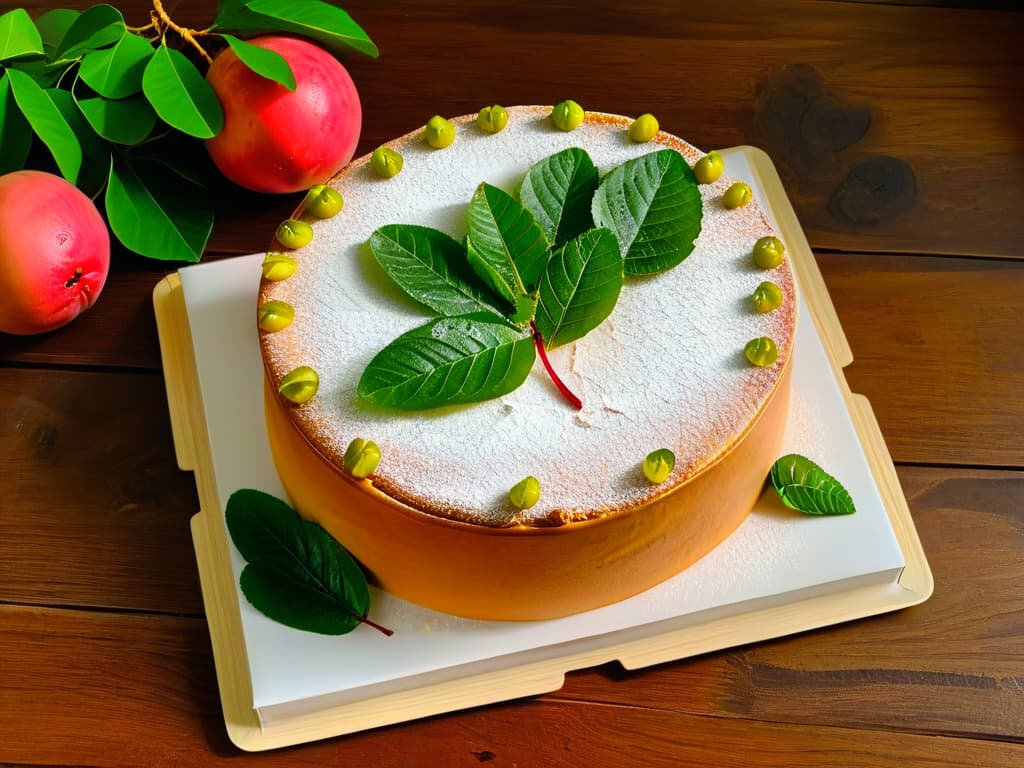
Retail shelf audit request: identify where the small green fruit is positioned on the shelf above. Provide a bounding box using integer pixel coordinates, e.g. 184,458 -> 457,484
424,115 -> 456,148
744,337 -> 779,367
551,99 -> 584,132
751,281 -> 784,314
278,365 -> 319,403
344,437 -> 382,479
261,252 -> 298,281
509,475 -> 541,510
476,104 -> 509,133
723,182 -> 752,210
370,146 -> 403,178
276,219 -> 313,249
752,236 -> 785,269
629,113 -> 659,143
693,151 -> 724,184
643,448 -> 675,484
258,300 -> 295,332
303,185 -> 344,218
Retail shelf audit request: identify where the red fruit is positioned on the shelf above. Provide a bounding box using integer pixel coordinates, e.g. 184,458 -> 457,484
0,170 -> 110,335
205,36 -> 362,194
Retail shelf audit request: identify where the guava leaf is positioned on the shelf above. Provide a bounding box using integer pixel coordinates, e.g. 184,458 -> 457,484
142,43 -> 223,139
77,93 -> 157,145
6,68 -> 81,183
0,72 -> 32,174
78,31 -> 153,99
0,8 -> 44,62
56,4 -> 125,60
214,0 -> 378,59
592,148 -> 703,275
535,228 -> 624,349
368,224 -> 505,318
106,157 -> 213,262
220,33 -> 296,91
34,8 -> 80,60
359,314 -> 536,410
466,182 -> 550,305
519,147 -> 599,247
226,488 -> 372,636
769,454 -> 857,516
47,88 -> 109,196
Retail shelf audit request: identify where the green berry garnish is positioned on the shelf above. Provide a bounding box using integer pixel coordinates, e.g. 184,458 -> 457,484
509,475 -> 541,510
693,151 -> 724,184
629,113 -> 659,143
303,185 -> 344,219
752,236 -> 785,269
751,281 -> 783,314
275,219 -> 313,249
642,449 -> 675,484
343,437 -> 382,479
278,366 -> 319,404
476,104 -> 509,133
722,182 -> 752,210
424,115 -> 456,149
744,337 -> 779,367
261,252 -> 298,281
370,146 -> 403,178
257,300 -> 295,333
550,99 -> 584,132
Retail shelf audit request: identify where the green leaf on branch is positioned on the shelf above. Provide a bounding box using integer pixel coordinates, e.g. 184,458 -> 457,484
56,4 -> 125,60
106,157 -> 213,262
0,8 -> 45,62
519,147 -> 599,247
358,314 -> 536,410
769,454 -> 857,516
369,225 -> 505,318
221,33 -> 296,90
591,148 -> 702,275
78,93 -> 157,145
214,0 -> 379,59
33,8 -> 80,60
79,32 -> 153,99
535,228 -> 624,349
466,182 -> 549,307
225,489 -> 378,636
6,68 -> 82,183
47,88 -> 109,196
142,44 -> 223,139
0,72 -> 32,174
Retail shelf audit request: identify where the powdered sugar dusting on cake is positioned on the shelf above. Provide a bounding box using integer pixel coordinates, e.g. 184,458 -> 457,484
260,106 -> 796,525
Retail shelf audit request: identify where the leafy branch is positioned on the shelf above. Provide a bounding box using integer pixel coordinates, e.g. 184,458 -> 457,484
0,2 -> 376,262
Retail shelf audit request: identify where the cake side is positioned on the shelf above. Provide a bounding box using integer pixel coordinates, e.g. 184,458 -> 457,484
258,106 -> 797,525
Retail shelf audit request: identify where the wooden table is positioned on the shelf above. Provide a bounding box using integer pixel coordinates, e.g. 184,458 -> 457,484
3,1 -> 1023,765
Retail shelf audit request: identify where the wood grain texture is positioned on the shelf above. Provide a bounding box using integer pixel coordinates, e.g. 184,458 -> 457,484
2,605 -> 1024,768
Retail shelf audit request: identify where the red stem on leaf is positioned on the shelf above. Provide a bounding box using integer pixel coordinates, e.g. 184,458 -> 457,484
531,321 -> 582,410
359,615 -> 394,637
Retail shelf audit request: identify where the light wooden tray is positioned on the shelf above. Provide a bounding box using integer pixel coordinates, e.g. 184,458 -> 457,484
153,146 -> 932,751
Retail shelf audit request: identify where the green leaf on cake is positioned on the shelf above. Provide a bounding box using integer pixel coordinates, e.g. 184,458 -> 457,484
0,8 -> 45,62
56,4 -> 125,60
535,228 -> 623,349
769,454 -> 856,516
368,224 -> 506,318
466,182 -> 550,309
359,314 -> 536,410
6,68 -> 82,183
78,31 -> 153,99
225,489 -> 386,636
220,33 -> 296,91
213,0 -> 379,59
142,43 -> 223,139
519,147 -> 599,247
592,148 -> 702,275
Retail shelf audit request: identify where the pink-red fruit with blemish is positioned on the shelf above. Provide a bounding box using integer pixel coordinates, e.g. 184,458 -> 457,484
0,170 -> 110,335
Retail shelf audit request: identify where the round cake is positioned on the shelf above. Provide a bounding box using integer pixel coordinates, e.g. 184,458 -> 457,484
258,106 -> 797,620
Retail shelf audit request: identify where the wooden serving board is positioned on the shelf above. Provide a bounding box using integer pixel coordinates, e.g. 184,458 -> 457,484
153,146 -> 931,751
